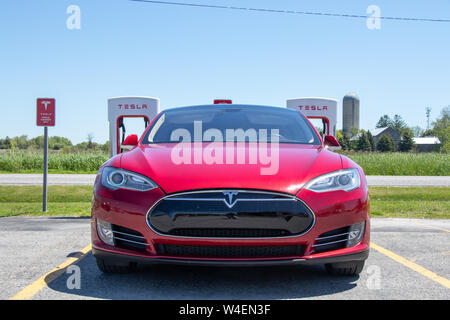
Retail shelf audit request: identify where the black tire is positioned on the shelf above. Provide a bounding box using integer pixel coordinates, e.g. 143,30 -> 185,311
95,257 -> 136,274
325,260 -> 365,276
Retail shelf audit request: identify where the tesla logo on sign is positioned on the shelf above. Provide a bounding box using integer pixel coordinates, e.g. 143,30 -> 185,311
223,191 -> 239,208
37,98 -> 55,126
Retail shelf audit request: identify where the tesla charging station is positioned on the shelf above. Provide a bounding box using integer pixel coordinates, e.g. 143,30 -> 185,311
108,97 -> 160,157
286,97 -> 338,137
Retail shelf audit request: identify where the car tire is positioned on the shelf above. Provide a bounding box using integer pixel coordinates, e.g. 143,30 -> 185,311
95,257 -> 136,274
325,260 -> 365,276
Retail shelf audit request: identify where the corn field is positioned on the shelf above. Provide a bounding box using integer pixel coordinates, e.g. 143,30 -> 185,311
0,150 -> 449,175
0,150 -> 109,173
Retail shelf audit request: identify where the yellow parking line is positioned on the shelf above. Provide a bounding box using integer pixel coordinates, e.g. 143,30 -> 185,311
370,242 -> 450,289
9,244 -> 92,300
417,223 -> 450,233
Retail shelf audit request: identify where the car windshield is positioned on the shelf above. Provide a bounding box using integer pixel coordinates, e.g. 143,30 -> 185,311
142,105 -> 321,144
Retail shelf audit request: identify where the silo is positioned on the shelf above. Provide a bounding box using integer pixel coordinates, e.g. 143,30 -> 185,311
342,93 -> 360,137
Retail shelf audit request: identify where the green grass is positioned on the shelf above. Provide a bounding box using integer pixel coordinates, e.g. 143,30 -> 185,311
0,150 -> 108,174
369,187 -> 450,219
341,152 -> 450,176
0,186 -> 448,219
0,203 -> 91,217
0,186 -> 93,217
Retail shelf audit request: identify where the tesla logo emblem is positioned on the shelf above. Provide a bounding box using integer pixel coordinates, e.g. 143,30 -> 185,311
223,191 -> 238,208
41,100 -> 52,111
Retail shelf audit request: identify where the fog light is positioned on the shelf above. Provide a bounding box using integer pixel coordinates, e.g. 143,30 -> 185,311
346,221 -> 365,247
97,219 -> 114,246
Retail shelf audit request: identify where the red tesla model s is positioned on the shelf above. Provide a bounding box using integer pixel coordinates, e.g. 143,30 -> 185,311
91,104 -> 370,275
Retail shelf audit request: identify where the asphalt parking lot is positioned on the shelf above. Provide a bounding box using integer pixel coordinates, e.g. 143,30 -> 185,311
1,217 -> 449,300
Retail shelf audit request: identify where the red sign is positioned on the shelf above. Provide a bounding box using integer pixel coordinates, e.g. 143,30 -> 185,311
214,99 -> 233,104
37,98 -> 55,126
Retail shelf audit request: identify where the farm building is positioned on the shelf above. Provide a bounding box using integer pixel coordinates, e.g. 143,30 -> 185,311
413,136 -> 441,152
368,127 -> 402,149
352,127 -> 402,150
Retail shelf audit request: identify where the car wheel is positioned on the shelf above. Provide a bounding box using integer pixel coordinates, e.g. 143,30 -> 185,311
95,257 -> 136,274
325,260 -> 365,276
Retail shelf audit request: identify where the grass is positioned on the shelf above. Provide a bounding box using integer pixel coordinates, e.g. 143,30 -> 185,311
0,186 -> 448,219
341,152 -> 450,176
0,186 -> 93,217
369,187 -> 450,219
0,150 -> 108,174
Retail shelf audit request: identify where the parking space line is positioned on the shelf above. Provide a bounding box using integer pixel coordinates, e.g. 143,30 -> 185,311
370,242 -> 450,289
416,223 -> 450,233
9,244 -> 92,300
8,241 -> 450,299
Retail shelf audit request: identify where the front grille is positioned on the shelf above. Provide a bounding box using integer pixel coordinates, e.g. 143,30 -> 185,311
313,226 -> 350,253
147,190 -> 315,238
112,225 -> 148,252
170,228 -> 290,238
156,244 -> 304,258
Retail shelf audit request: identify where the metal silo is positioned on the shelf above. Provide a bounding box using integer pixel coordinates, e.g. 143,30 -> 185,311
342,93 -> 360,137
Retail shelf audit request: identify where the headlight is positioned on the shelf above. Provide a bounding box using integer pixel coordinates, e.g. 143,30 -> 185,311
101,167 -> 158,192
304,169 -> 360,193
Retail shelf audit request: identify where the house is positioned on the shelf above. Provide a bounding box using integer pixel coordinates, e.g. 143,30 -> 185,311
413,137 -> 441,152
369,127 -> 402,150
351,127 -> 401,150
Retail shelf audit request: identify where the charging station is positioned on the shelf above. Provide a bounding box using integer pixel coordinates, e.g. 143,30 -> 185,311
286,97 -> 338,137
108,97 -> 160,157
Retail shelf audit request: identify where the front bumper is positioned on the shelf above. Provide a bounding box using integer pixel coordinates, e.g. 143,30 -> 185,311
91,175 -> 370,264
92,245 -> 369,267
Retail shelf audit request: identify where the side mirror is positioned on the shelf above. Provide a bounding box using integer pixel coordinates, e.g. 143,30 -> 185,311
122,134 -> 139,147
324,135 -> 340,147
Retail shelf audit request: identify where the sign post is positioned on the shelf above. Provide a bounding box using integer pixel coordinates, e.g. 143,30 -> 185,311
37,98 -> 55,212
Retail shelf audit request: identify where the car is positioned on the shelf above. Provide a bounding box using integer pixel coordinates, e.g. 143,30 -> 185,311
91,104 -> 370,275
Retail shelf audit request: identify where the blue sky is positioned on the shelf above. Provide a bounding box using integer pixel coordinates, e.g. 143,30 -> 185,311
1,0 -> 449,144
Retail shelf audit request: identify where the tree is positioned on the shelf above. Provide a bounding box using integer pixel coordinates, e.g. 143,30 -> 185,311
367,130 -> 375,151
30,136 -> 45,148
356,131 -> 371,151
12,135 -> 30,149
410,126 -> 424,137
49,136 -> 72,150
376,134 -> 395,152
422,129 -> 435,137
392,114 -> 407,132
376,115 -> 391,128
9,139 -> 15,151
431,106 -> 450,152
350,127 -> 360,138
1,136 -> 12,149
398,129 -> 415,152
102,140 -> 110,153
87,133 -> 94,149
337,134 -> 351,150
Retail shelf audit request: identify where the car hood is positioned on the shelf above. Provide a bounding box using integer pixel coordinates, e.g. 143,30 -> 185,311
119,143 -> 342,195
